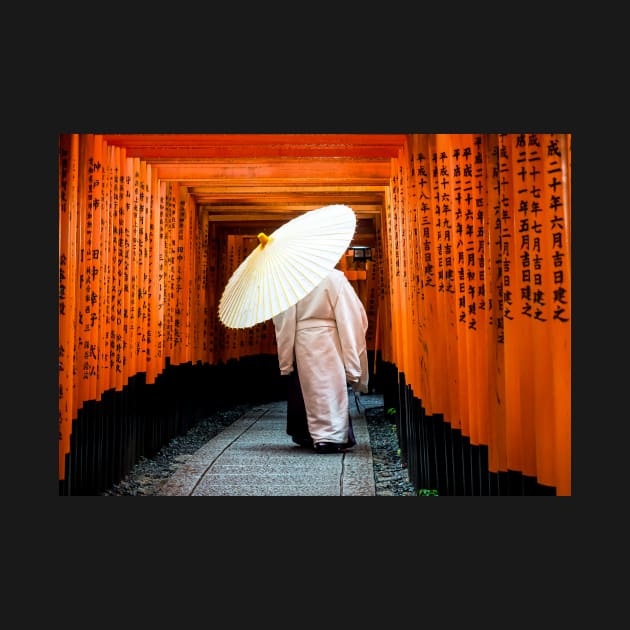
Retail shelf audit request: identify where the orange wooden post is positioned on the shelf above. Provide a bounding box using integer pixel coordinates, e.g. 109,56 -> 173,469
155,179 -> 168,373
193,204 -> 207,363
170,181 -> 182,364
206,223 -> 219,365
135,158 -> 150,377
87,133 -> 102,403
113,144 -> 126,392
58,133 -> 80,479
536,133 -> 571,495
431,134 -> 461,430
175,187 -> 188,365
220,234 -> 239,363
384,189 -> 398,373
145,164 -> 159,385
412,134 -> 440,417
124,156 -> 138,378
161,182 -> 173,361
449,133 -> 473,440
398,138 -> 421,397
457,132 -> 490,447
548,133 -> 571,496
385,155 -> 405,385
364,260 -> 379,362
172,186 -> 183,366
88,134 -> 105,402
485,133 -> 508,476
393,155 -> 405,378
469,133 -> 491,447
375,206 -> 393,368
497,134 -> 526,476
183,185 -> 193,364
191,205 -> 202,362
406,136 -> 429,409
216,232 -> 229,364
75,134 -> 93,407
506,133 -> 540,481
163,182 -> 177,363
120,153 -> 133,385
183,189 -> 195,364
99,141 -> 115,394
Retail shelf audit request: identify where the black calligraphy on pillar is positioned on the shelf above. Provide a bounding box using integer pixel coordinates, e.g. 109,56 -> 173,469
433,150 -> 455,295
416,152 -> 434,295
473,136 -> 487,330
498,136 -> 514,328
514,133 -> 547,322
545,136 -> 570,324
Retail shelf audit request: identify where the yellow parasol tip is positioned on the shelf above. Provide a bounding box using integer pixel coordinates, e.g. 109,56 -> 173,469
257,232 -> 271,247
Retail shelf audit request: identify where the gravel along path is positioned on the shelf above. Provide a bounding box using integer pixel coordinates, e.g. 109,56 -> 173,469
362,403 -> 416,496
100,399 -> 416,497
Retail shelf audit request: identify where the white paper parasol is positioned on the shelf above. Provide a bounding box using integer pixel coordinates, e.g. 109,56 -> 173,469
218,204 -> 357,328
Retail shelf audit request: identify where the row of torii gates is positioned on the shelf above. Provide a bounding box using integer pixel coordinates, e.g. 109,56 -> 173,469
58,133 -> 571,496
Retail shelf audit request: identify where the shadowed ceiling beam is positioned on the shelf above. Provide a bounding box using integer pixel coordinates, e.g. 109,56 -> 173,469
101,133 -> 407,159
154,161 -> 392,182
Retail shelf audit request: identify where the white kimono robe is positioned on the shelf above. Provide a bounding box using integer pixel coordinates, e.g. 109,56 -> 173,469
272,269 -> 369,444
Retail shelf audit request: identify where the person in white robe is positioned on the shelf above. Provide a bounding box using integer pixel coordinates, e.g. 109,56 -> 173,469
272,268 -> 369,453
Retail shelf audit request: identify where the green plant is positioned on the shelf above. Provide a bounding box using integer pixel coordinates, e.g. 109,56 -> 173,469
417,488 -> 439,496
